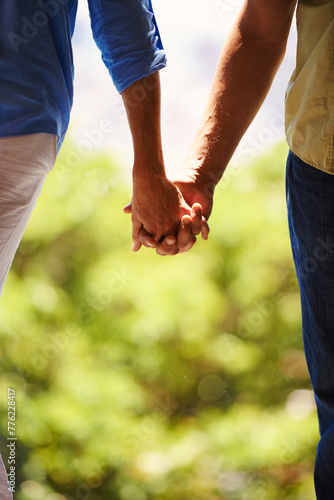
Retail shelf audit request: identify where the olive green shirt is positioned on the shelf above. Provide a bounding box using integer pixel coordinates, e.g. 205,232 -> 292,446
285,0 -> 334,173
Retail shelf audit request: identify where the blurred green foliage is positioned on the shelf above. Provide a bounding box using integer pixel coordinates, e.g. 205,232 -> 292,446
0,141 -> 318,500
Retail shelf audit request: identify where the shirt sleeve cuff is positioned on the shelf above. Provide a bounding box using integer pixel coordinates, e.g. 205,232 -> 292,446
106,49 -> 167,94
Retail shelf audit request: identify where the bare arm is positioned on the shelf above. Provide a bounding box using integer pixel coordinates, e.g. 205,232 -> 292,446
122,72 -> 165,182
174,0 -> 297,197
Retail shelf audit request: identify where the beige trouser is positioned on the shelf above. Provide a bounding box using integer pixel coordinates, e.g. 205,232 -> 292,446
0,453 -> 13,500
0,133 -> 57,296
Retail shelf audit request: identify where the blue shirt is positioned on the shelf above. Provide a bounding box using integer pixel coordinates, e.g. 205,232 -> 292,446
0,0 -> 167,151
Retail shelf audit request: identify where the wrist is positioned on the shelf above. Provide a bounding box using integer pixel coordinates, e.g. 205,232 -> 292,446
132,161 -> 168,197
179,159 -> 223,199
132,157 -> 166,181
181,131 -> 229,194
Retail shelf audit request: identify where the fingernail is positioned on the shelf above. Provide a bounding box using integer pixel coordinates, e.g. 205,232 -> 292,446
147,242 -> 155,247
166,238 -> 175,245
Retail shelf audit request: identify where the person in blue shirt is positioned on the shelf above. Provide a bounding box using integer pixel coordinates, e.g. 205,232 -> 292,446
0,0 -> 208,495
0,0 -> 208,298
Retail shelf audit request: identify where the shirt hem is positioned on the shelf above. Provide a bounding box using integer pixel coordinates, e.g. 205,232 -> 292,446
286,140 -> 334,176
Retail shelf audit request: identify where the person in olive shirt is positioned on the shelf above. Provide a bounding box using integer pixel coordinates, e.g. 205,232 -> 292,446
164,0 -> 333,497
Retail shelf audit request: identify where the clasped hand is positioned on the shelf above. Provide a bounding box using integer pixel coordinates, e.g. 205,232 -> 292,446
123,171 -> 213,256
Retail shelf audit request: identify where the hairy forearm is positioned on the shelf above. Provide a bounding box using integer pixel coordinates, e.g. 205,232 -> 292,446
184,0 -> 296,192
121,72 -> 166,181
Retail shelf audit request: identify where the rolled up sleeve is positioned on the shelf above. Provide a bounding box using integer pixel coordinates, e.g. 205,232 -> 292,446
87,0 -> 167,93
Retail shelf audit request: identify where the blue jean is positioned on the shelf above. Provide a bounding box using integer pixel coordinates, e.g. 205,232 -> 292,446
286,151 -> 334,499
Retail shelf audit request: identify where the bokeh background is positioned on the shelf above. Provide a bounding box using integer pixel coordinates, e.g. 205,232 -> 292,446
0,1 -> 319,500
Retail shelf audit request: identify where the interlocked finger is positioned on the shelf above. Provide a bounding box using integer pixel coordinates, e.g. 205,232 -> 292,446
138,227 -> 157,248
156,235 -> 178,256
176,215 -> 192,249
191,203 -> 203,235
